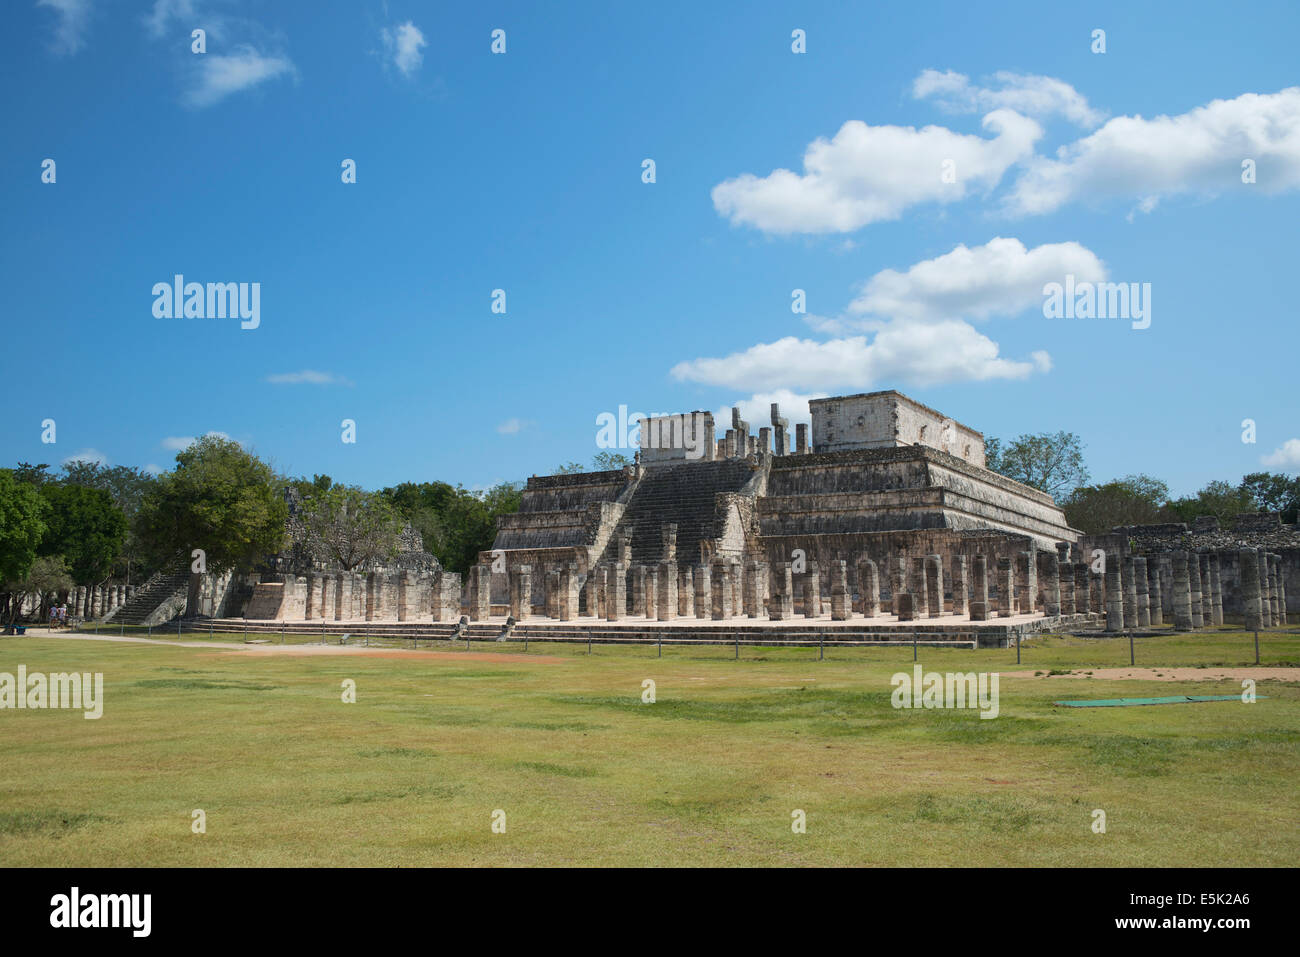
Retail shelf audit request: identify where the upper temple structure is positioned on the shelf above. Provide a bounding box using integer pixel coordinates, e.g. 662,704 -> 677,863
495,389 -> 1075,571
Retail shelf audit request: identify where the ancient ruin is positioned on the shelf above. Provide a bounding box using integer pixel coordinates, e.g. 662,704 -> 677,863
95,389 -> 1293,648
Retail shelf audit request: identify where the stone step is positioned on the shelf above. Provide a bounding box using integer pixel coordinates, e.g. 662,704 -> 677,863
105,569 -> 190,624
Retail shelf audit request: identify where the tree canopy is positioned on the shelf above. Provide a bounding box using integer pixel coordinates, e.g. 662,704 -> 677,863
290,484 -> 405,571
37,483 -> 127,583
0,469 -> 49,586
380,480 -> 522,574
137,435 -> 288,575
1063,474 -> 1171,535
985,431 -> 1089,499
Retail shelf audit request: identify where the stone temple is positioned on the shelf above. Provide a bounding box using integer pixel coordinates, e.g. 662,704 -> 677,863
96,389 -> 1289,647
470,390 -> 1084,644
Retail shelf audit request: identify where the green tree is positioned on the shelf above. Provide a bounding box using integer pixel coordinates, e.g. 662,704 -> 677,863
1164,480 -> 1255,524
1239,471 -> 1300,524
12,462 -> 53,485
1063,474 -> 1171,535
291,484 -> 404,571
985,431 -> 1089,499
0,470 -> 50,625
137,436 -> 288,575
380,480 -> 523,574
5,555 -> 73,624
60,462 -> 157,582
554,461 -> 586,474
592,451 -> 632,471
380,481 -> 458,562
37,483 -> 127,584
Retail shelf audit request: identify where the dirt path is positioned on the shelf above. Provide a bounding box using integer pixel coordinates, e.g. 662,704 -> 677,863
1002,667 -> 1298,682
8,630 -> 561,663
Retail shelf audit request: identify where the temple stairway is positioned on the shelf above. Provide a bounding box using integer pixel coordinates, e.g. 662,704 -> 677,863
103,568 -> 190,624
609,459 -> 758,566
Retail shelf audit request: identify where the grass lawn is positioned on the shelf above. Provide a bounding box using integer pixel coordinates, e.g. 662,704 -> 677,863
2,628 -> 1297,866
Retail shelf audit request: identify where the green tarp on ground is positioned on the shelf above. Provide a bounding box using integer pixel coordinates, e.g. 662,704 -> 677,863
1054,695 -> 1265,708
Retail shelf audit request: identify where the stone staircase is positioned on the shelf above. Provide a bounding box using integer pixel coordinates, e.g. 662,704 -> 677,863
104,568 -> 190,625
610,459 -> 758,566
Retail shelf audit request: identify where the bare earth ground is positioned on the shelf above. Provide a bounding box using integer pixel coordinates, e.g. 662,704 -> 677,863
14,629 -> 561,662
1002,667 -> 1299,681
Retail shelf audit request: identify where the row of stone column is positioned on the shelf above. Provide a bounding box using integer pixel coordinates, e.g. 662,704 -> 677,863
303,569 -> 462,623
45,584 -> 134,619
1100,549 -> 1232,633
1240,548 -> 1289,631
476,547 -> 1290,630
478,550 -> 1094,624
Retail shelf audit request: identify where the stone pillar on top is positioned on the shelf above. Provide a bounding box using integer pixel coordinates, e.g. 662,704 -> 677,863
771,403 -> 789,457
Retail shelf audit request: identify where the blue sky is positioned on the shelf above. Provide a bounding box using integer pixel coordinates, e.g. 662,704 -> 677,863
3,0 -> 1298,497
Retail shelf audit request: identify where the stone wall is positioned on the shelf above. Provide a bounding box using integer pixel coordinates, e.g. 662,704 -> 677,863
760,445 -> 1075,548
809,391 -> 986,467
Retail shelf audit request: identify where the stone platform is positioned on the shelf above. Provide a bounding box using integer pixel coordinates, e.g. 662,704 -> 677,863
213,610 -> 1095,649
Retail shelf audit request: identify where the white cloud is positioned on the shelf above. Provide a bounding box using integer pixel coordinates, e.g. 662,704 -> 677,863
846,237 -> 1107,324
183,45 -> 295,107
913,69 -> 1105,128
675,237 -> 1078,394
161,431 -> 230,450
144,0 -> 196,38
143,463 -> 164,476
62,448 -> 108,467
382,21 -> 426,78
1006,87 -> 1300,216
38,0 -> 92,54
1261,439 -> 1300,468
720,390 -> 826,431
264,370 -> 352,386
711,110 -> 1041,234
497,418 -> 531,435
672,323 -> 1044,393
